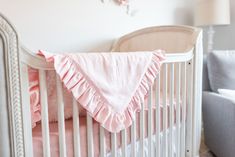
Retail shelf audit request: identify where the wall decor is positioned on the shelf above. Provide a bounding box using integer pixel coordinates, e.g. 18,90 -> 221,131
116,0 -> 129,6
102,0 -> 133,14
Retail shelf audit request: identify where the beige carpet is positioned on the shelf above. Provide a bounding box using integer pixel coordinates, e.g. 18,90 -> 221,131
199,132 -> 215,157
200,151 -> 214,157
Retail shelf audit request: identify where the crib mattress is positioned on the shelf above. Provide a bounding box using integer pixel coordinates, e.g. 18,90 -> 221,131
32,105 -> 182,157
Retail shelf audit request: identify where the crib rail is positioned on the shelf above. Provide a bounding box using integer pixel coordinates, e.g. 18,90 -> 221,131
20,47 -> 194,70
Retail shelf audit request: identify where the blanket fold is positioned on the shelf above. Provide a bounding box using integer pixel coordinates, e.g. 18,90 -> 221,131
39,50 -> 165,132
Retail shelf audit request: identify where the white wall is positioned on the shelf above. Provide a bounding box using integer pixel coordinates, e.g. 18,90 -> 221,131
0,0 -> 193,52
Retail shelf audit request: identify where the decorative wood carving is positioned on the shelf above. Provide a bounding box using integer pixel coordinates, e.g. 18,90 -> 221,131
0,14 -> 24,157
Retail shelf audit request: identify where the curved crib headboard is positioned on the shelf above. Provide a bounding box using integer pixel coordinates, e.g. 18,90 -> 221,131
111,25 -> 201,54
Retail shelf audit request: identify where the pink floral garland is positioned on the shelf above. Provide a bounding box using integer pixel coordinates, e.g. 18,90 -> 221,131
102,0 -> 134,15
116,0 -> 129,6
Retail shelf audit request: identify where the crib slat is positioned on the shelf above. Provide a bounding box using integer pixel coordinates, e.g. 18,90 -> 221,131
181,62 -> 187,157
121,129 -> 127,157
162,64 -> 168,157
87,114 -> 94,157
99,126 -> 106,157
169,64 -> 174,157
140,101 -> 145,157
148,88 -> 153,157
176,63 -> 181,157
72,99 -> 81,157
21,64 -> 33,157
155,75 -> 161,157
186,60 -> 194,157
131,117 -> 136,157
39,70 -> 51,157
111,133 -> 117,157
56,75 -> 67,157
190,59 -> 195,157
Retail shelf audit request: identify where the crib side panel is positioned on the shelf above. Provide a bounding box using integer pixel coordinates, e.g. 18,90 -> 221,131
20,58 -> 196,157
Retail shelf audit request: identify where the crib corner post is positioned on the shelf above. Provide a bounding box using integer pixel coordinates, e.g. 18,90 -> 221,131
192,30 -> 203,157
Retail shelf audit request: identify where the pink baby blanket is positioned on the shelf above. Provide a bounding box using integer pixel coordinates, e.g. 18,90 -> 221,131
38,50 -> 165,132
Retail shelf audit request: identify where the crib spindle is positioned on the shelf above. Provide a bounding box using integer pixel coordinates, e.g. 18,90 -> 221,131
121,129 -> 127,157
181,62 -> 187,157
21,64 -> 33,157
169,64 -> 174,157
87,114 -> 94,157
131,116 -> 136,157
39,70 -> 51,157
186,60 -> 194,157
155,75 -> 161,157
99,126 -> 106,157
72,99 -> 81,157
56,75 -> 67,157
176,63 -> 181,157
111,133 -> 117,157
191,59 -> 196,157
148,88 -> 153,157
140,101 -> 145,157
162,64 -> 168,157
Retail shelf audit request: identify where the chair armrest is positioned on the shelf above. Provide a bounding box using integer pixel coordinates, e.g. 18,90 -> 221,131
203,91 -> 235,106
202,91 -> 235,157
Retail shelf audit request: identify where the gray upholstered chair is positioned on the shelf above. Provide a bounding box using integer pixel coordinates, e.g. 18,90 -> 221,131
202,51 -> 235,157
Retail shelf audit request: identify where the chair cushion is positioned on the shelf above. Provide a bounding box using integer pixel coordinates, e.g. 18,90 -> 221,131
207,50 -> 235,92
218,89 -> 235,103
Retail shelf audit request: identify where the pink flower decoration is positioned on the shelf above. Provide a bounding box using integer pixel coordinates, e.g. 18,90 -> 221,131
116,0 -> 129,6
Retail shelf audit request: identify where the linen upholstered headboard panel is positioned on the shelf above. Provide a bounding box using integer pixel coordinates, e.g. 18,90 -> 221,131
0,14 -> 26,157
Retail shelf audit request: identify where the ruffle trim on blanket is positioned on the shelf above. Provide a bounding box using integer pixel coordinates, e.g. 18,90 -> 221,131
39,50 -> 165,133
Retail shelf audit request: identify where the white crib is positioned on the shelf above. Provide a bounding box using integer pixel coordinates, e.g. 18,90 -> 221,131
0,13 -> 203,157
